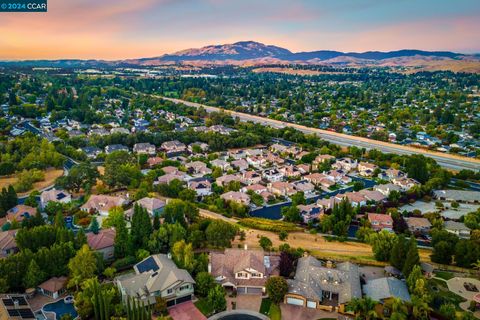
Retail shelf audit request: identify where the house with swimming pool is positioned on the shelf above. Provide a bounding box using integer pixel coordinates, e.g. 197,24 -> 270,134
116,254 -> 195,307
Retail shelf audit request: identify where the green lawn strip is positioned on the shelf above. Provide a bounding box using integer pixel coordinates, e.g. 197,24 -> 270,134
259,298 -> 281,320
195,298 -> 214,317
435,271 -> 455,280
268,303 -> 281,320
259,298 -> 272,315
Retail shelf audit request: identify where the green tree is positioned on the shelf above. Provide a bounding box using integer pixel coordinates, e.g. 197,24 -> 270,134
259,236 -> 273,251
131,204 -> 152,249
68,244 -> 98,290
55,163 -> 99,192
172,240 -> 195,273
195,272 -> 215,297
265,276 -> 288,304
23,260 -> 45,288
207,285 -> 226,313
367,230 -> 397,262
114,217 -> 131,259
390,235 -> 408,270
90,216 -> 100,234
205,220 -> 237,248
402,237 -> 420,277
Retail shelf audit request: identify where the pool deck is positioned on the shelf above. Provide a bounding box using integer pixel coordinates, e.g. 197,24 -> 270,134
27,294 -> 56,312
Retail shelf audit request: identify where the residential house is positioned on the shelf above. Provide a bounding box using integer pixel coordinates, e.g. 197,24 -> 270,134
210,159 -> 231,171
105,144 -> 129,154
392,177 -> 419,191
297,204 -> 323,223
262,169 -> 284,182
87,228 -> 116,260
385,169 -> 406,180
242,171 -> 262,185
374,183 -> 402,197
317,197 -> 342,210
304,173 -> 335,189
358,190 -> 387,203
297,164 -> 311,174
367,213 -> 393,232
270,143 -> 288,154
188,142 -> 209,153
221,191 -> 251,206
6,205 -> 36,224
246,156 -> 267,169
0,230 -> 18,258
313,154 -> 335,168
269,181 -> 296,197
216,174 -> 242,187
444,221 -> 471,239
285,256 -> 361,309
241,184 -> 268,195
433,190 -> 480,204
110,127 -> 130,135
280,165 -> 302,179
116,254 -> 195,307
185,161 -> 212,176
133,143 -> 156,155
292,180 -> 315,196
325,170 -> 351,184
81,195 -> 126,216
161,140 -> 186,155
332,158 -> 358,172
136,197 -> 166,216
335,192 -> 367,207
404,217 -> 432,235
188,179 -> 212,197
40,189 -> 71,210
357,162 -> 379,177
231,159 -> 249,171
209,248 -> 280,294
80,146 -> 102,159
155,172 -> 189,185
147,157 -> 163,168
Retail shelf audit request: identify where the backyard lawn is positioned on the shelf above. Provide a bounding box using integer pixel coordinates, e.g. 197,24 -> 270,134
435,271 -> 455,280
428,278 -> 466,312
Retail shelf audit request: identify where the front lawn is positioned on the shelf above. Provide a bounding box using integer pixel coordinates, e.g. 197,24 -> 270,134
195,298 -> 214,317
259,298 -> 281,320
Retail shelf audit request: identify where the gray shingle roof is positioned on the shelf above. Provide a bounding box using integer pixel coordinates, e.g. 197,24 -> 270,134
363,277 -> 411,302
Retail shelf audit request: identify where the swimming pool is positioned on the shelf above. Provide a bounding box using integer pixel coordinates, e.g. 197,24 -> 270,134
43,300 -> 78,319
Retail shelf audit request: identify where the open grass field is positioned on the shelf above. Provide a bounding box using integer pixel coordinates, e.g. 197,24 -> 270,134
232,227 -> 433,263
0,168 -> 64,195
238,217 -> 302,233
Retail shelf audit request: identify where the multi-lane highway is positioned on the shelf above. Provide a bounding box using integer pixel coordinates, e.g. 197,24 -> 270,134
159,96 -> 480,171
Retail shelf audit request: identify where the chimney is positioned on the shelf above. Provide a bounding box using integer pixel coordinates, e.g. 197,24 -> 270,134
13,300 -> 19,309
167,253 -> 172,259
244,244 -> 248,251
208,263 -> 211,273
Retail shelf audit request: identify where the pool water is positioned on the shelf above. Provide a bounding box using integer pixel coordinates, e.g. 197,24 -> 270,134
43,300 -> 78,319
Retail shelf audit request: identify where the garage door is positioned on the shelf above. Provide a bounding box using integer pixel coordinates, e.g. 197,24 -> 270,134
175,295 -> 192,305
237,287 -> 263,295
306,301 -> 316,309
286,297 -> 304,306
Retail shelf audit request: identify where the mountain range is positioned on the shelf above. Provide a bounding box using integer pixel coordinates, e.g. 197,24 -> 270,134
1,41 -> 479,71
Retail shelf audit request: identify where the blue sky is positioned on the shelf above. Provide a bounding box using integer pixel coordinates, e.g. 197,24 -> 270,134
0,0 -> 479,59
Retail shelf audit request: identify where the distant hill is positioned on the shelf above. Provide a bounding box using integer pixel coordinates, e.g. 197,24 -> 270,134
1,41 -> 478,71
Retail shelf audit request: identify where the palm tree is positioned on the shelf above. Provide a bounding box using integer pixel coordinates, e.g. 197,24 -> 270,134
349,297 -> 379,320
411,295 -> 430,320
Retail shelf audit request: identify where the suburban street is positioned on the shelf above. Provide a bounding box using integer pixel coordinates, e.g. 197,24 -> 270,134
159,96 -> 480,171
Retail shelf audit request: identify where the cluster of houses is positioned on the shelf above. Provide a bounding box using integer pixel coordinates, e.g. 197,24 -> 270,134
115,246 -> 414,313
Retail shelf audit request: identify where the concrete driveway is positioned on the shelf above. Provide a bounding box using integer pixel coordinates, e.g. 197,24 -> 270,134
168,301 -> 206,320
226,295 -> 262,312
280,303 -> 340,320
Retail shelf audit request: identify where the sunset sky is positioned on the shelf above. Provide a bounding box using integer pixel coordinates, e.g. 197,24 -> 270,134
0,0 -> 479,60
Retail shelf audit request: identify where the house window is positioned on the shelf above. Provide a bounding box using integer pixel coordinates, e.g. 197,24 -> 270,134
167,289 -> 173,294
179,284 -> 190,291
